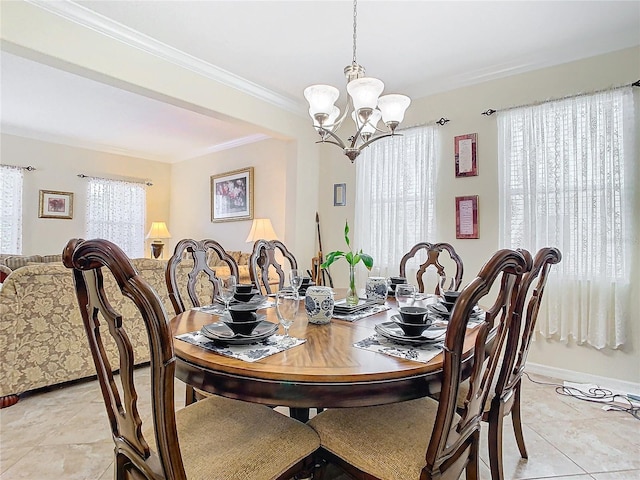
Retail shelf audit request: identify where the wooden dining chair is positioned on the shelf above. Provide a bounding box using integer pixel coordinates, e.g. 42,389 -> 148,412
309,248 -> 531,480
165,238 -> 240,405
482,247 -> 562,480
399,242 -> 464,294
63,238 -> 319,480
165,238 -> 240,315
249,239 -> 298,294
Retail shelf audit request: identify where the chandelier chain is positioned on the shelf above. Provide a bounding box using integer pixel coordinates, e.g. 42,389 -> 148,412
352,0 -> 358,64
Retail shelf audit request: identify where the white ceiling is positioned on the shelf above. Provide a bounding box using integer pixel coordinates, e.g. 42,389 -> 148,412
2,0 -> 639,163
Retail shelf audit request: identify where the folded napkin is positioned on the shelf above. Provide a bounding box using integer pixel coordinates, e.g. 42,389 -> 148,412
176,331 -> 305,362
354,334 -> 443,363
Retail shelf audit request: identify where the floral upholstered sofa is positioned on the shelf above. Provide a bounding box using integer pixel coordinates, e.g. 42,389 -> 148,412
0,250 -> 259,407
0,258 -> 173,407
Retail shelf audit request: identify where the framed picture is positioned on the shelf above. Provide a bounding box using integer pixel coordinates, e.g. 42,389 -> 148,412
211,167 -> 254,222
455,195 -> 479,239
454,133 -> 478,177
333,183 -> 346,206
39,190 -> 73,219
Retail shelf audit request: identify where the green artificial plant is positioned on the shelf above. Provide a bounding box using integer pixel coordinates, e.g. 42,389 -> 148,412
321,220 -> 373,305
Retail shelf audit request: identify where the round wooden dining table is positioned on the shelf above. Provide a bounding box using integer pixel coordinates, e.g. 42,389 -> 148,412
170,295 -> 480,421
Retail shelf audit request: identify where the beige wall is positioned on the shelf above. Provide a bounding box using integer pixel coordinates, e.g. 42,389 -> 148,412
169,138 -> 292,257
1,133 -> 172,258
318,47 -> 640,387
1,0 -> 320,264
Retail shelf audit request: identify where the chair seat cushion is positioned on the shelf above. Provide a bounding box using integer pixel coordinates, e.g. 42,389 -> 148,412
153,395 -> 320,480
309,397 -> 458,480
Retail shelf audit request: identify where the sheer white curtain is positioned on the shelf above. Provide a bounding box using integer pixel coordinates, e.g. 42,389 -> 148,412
498,87 -> 636,349
0,165 -> 24,254
355,126 -> 439,282
86,178 -> 146,258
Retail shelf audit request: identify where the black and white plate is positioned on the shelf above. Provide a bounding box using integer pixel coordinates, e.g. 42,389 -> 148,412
375,321 -> 446,345
428,303 -> 482,318
215,294 -> 267,307
200,318 -> 277,345
333,298 -> 378,314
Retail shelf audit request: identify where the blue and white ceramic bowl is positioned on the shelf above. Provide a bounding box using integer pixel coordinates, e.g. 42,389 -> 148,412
304,286 -> 334,324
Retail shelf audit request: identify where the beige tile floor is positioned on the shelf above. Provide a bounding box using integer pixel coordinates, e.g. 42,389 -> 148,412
1,369 -> 638,480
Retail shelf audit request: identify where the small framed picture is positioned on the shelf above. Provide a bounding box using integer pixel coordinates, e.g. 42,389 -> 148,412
211,167 -> 254,222
454,133 -> 478,177
455,195 -> 479,239
39,190 -> 73,219
334,183 -> 347,206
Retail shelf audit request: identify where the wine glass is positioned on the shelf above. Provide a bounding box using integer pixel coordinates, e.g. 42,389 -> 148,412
276,288 -> 299,344
289,269 -> 303,295
395,284 -> 416,309
218,275 -> 237,314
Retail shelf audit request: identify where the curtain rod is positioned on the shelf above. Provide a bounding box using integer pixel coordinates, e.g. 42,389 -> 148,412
77,173 -> 153,186
480,79 -> 639,116
397,117 -> 451,132
1,164 -> 36,171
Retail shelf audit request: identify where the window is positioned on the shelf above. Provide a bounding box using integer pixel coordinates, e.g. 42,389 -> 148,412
355,126 -> 439,279
498,87 -> 636,349
86,178 -> 146,258
0,165 -> 23,254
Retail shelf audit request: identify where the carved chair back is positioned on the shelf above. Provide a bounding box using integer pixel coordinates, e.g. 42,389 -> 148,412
399,242 -> 464,294
493,247 -> 562,407
63,238 -> 187,479
165,238 -> 239,315
425,248 -> 531,477
249,239 -> 297,294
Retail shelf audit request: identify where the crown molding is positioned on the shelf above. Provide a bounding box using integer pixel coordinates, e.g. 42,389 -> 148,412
26,0 -> 306,116
2,124 -> 175,162
3,124 -> 270,163
177,134 -> 270,162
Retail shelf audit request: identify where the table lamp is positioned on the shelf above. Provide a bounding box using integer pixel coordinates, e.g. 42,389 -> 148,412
146,221 -> 172,259
245,218 -> 278,243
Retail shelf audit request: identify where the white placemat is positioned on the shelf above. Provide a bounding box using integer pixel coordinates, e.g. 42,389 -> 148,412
332,304 -> 391,322
353,334 -> 443,363
175,330 -> 305,362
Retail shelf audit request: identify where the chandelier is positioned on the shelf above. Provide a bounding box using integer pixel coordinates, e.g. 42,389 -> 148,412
303,0 -> 411,163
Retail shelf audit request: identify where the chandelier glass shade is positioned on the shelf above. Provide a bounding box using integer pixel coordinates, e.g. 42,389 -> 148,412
304,0 -> 411,162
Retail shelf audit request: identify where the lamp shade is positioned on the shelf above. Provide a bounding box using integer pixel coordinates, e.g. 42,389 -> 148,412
146,221 -> 171,240
378,94 -> 411,124
246,218 -> 278,242
304,85 -> 340,118
346,77 -> 384,112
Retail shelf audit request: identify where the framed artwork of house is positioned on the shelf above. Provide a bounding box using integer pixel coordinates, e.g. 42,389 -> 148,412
38,190 -> 73,219
211,167 -> 254,222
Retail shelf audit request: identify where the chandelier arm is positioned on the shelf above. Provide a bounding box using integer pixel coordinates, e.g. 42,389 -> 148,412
327,94 -> 354,132
350,122 -> 369,148
317,139 -> 345,149
357,132 -> 401,151
370,120 -> 391,134
318,129 -> 347,149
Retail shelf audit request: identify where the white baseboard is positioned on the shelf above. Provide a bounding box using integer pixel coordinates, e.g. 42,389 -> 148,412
526,362 -> 640,396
